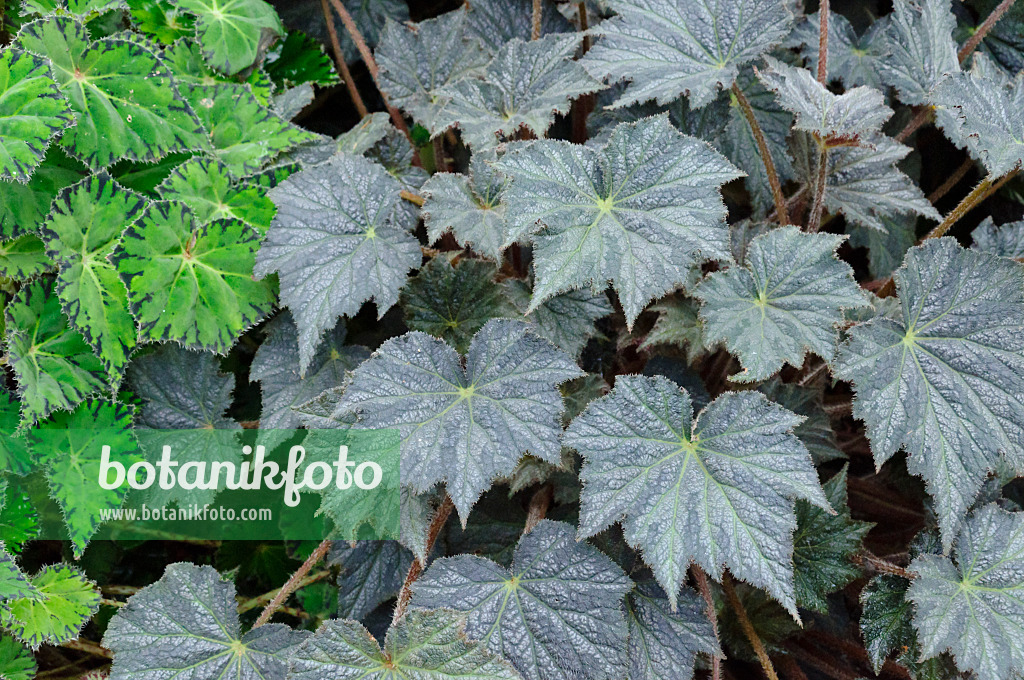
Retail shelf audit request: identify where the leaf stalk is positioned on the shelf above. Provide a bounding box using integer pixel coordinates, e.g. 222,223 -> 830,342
731,83 -> 789,224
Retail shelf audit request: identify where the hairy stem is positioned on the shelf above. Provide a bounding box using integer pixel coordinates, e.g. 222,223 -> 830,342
692,567 -> 722,680
401,189 -> 425,206
252,538 -> 332,627
238,568 -> 333,614
922,172 -> 996,240
855,552 -> 916,579
532,0 -> 543,40
61,638 -> 113,660
927,155 -> 974,204
732,83 -> 788,224
958,0 -> 1017,63
320,0 -> 368,118
806,143 -> 829,233
817,3 -> 829,83
524,484 -> 554,533
326,0 -> 417,155
392,494 -> 455,625
878,170 -> 1015,296
722,574 -> 779,680
894,106 -> 932,143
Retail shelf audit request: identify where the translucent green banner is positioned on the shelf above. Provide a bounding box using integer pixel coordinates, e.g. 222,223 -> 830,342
25,428 -> 400,542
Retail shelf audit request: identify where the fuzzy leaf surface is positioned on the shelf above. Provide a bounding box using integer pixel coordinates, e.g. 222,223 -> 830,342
328,540 -> 411,621
0,235 -> 51,280
878,0 -> 959,106
932,67 -> 1024,176
582,0 -> 793,108
438,35 -> 602,149
908,504 -> 1024,680
835,239 -> 1024,547
972,217 -> 1024,258
625,582 -> 719,680
565,374 -> 828,615
756,58 -> 891,138
0,547 -> 35,602
498,116 -> 741,324
375,10 -> 489,133
103,563 -> 309,679
254,153 -> 419,373
695,227 -> 867,382
504,279 -> 612,358
412,520 -> 632,680
338,319 -> 582,520
421,153 -> 506,261
288,609 -> 521,679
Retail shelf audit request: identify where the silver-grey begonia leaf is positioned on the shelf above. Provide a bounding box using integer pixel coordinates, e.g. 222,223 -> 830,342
328,540 -> 412,621
564,374 -> 829,616
103,563 -> 310,680
251,312 -> 369,434
788,11 -> 888,88
504,279 -> 612,358
437,34 -> 602,149
498,115 -> 742,325
287,609 -> 522,679
932,66 -> 1024,176
463,0 -> 572,51
972,216 -> 1024,258
254,153 -> 420,374
878,0 -> 959,106
756,57 -> 892,139
625,582 -> 720,680
412,520 -> 632,680
581,0 -> 794,109
375,9 -> 489,134
695,227 -> 868,382
835,238 -> 1024,548
421,151 -> 507,260
337,319 -> 583,521
795,131 -> 941,232
908,503 -> 1024,680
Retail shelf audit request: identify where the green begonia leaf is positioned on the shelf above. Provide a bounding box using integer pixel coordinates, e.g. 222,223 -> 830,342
156,157 -> 275,234
17,16 -> 206,170
176,0 -> 283,75
0,563 -> 99,649
28,399 -> 139,557
0,49 -> 74,183
113,200 -> 275,351
0,235 -> 52,280
5,278 -> 107,423
40,173 -> 145,376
